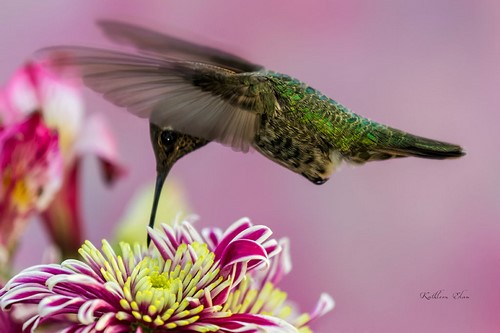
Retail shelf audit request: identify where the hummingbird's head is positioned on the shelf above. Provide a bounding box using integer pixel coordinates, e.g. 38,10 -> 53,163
146,123 -> 208,245
149,123 -> 209,176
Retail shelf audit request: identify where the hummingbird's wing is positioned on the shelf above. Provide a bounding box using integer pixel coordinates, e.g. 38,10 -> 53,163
40,46 -> 275,152
96,20 -> 263,73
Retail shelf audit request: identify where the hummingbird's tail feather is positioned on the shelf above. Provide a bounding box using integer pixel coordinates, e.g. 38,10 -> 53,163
349,127 -> 465,163
378,137 -> 465,160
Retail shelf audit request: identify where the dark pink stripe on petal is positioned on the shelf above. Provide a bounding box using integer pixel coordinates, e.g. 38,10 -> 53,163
201,228 -> 222,250
149,226 -> 177,260
208,313 -> 298,332
234,225 -> 272,244
39,295 -> 85,317
219,239 -> 268,269
211,282 -> 231,306
213,218 -> 252,259
262,239 -> 280,258
0,285 -> 53,309
255,238 -> 291,287
63,259 -> 103,282
2,264 -> 73,290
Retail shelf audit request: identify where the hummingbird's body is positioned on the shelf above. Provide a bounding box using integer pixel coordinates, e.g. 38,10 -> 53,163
215,70 -> 461,184
252,71 -> 344,184
41,20 -> 464,242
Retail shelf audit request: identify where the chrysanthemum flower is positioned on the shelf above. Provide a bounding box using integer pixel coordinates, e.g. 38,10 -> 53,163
1,60 -> 125,258
0,218 -> 333,332
0,112 -> 62,267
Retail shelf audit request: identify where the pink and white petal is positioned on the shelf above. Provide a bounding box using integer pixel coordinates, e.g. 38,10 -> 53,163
213,218 -> 253,259
2,264 -> 73,289
104,281 -> 126,299
79,300 -> 116,325
46,273 -> 98,290
46,274 -> 117,302
149,226 -> 179,260
219,239 -> 268,271
159,223 -> 180,247
104,324 -> 133,333
261,239 -> 280,259
0,265 -> 71,300
293,293 -> 335,329
254,238 -> 291,287
211,277 -> 234,306
22,314 -> 42,332
95,312 -> 120,331
227,263 -> 249,290
73,113 -> 125,184
214,223 -> 274,263
201,227 -> 223,251
178,220 -> 205,245
62,259 -> 103,282
79,325 -> 95,333
308,293 -> 335,323
210,313 -> 298,333
0,285 -> 52,309
232,225 -> 273,245
39,295 -> 84,317
223,218 -> 253,236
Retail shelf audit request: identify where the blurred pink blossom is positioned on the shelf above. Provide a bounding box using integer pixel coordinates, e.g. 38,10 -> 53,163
1,61 -> 125,258
0,113 -> 62,269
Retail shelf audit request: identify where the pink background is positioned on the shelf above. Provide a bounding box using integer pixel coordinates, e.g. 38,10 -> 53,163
2,1 -> 499,332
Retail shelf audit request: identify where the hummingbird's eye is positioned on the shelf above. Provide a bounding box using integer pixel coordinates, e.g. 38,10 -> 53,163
160,131 -> 177,146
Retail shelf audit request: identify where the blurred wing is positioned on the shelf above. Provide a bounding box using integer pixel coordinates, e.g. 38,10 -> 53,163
40,46 -> 275,152
97,20 -> 263,73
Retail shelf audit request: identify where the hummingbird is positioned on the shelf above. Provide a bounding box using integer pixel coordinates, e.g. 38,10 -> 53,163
41,20 -> 464,244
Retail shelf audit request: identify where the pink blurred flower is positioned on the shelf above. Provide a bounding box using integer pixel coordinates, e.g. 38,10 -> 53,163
0,218 -> 333,332
0,113 -> 62,268
1,61 -> 125,257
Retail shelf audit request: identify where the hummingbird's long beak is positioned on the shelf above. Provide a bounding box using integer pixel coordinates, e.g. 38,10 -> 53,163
147,169 -> 169,246
147,168 -> 170,247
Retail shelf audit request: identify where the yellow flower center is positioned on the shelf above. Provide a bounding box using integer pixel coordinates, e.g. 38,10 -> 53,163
94,241 -> 232,331
148,271 -> 174,289
2,168 -> 37,213
12,179 -> 31,211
